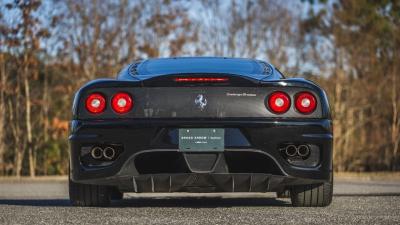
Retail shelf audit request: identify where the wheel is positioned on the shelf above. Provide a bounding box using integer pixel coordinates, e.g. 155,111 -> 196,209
290,175 -> 333,207
110,187 -> 124,200
276,189 -> 290,198
69,178 -> 111,207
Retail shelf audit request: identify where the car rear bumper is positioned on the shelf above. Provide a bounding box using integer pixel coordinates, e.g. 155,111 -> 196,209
69,118 -> 333,192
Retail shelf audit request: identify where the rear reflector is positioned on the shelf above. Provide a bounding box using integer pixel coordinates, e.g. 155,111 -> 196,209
111,92 -> 133,114
174,77 -> 229,82
267,91 -> 291,114
295,92 -> 316,114
85,93 -> 106,114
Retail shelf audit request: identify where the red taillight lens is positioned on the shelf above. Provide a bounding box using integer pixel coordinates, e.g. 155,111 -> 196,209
111,92 -> 133,114
295,92 -> 317,114
174,77 -> 229,82
267,91 -> 291,114
85,93 -> 106,114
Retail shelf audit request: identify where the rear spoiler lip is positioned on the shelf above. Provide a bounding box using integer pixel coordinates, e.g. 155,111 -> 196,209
120,70 -> 285,81
77,77 -> 322,89
131,72 -> 268,82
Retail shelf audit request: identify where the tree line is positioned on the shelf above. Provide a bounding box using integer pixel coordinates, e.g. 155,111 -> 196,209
0,0 -> 399,176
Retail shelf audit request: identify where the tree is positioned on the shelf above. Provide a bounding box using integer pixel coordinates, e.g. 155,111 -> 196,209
301,0 -> 400,171
2,0 -> 50,176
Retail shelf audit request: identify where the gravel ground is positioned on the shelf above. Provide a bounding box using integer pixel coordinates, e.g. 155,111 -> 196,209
0,179 -> 399,225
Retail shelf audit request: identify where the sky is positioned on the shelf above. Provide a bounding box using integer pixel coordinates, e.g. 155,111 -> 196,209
0,0 -> 329,75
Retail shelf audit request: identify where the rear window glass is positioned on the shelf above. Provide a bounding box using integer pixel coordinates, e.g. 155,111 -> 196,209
136,58 -> 266,75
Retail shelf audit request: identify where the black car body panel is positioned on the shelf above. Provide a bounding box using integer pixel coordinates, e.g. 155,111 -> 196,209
70,57 -> 333,194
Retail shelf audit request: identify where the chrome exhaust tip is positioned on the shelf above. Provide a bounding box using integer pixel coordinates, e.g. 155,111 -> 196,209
297,145 -> 310,157
285,145 -> 298,157
103,147 -> 116,160
91,147 -> 103,159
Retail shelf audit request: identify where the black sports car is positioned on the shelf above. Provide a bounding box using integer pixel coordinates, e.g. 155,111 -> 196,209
69,57 -> 333,207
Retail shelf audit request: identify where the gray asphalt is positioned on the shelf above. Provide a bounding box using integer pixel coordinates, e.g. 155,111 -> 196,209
0,179 -> 399,225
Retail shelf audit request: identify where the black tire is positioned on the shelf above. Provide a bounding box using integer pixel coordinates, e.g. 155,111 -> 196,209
289,176 -> 333,207
69,178 -> 111,207
276,189 -> 290,198
110,187 -> 124,200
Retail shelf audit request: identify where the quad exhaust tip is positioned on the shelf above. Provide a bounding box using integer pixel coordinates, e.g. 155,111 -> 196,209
297,145 -> 310,157
285,145 -> 298,157
284,144 -> 310,158
91,147 -> 103,159
90,146 -> 117,160
103,147 -> 116,160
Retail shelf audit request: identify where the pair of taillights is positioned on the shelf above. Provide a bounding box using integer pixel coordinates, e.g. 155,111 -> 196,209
86,92 -> 133,114
267,91 -> 317,114
85,91 -> 316,115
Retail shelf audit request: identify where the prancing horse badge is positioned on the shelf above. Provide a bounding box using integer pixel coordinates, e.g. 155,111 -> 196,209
195,94 -> 207,111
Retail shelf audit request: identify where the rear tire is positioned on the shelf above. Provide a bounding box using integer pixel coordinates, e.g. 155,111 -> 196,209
290,175 -> 333,207
276,189 -> 290,198
69,178 -> 111,207
110,187 -> 124,200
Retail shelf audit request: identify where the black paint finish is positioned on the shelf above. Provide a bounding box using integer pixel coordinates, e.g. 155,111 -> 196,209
69,57 -> 333,192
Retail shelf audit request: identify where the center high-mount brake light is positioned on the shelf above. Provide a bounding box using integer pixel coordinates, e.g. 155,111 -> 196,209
267,91 -> 291,114
86,93 -> 106,114
174,77 -> 229,82
111,92 -> 133,114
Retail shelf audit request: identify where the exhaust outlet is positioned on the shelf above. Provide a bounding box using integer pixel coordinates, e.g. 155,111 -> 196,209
91,147 -> 103,159
297,145 -> 310,157
285,145 -> 298,157
103,147 -> 116,160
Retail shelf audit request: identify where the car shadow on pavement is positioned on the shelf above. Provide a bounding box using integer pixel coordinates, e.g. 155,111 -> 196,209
0,197 -> 291,208
116,197 -> 291,208
0,199 -> 70,207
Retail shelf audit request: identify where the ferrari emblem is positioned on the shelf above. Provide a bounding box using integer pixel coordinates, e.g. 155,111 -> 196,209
195,94 -> 207,110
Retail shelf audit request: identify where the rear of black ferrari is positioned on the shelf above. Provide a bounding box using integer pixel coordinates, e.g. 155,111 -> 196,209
69,66 -> 333,207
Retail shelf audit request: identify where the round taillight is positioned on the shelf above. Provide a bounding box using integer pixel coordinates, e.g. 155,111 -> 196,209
295,92 -> 317,114
85,93 -> 106,114
111,92 -> 133,114
267,91 -> 291,114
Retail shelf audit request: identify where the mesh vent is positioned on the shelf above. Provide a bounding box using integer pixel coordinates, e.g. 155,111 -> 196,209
129,61 -> 142,75
260,62 -> 273,75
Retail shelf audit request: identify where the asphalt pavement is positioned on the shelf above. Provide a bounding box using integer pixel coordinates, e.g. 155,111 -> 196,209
0,178 -> 399,225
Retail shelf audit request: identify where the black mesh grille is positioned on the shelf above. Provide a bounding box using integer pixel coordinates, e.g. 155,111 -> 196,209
129,61 -> 142,75
259,61 -> 273,75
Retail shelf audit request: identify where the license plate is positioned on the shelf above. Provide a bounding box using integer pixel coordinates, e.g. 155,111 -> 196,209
179,128 -> 224,152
